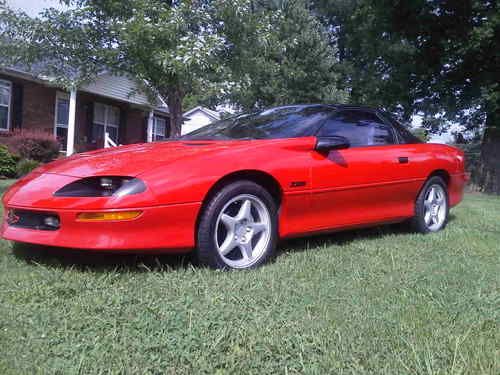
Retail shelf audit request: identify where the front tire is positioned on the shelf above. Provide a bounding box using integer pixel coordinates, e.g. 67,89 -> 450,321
195,180 -> 278,269
410,176 -> 449,233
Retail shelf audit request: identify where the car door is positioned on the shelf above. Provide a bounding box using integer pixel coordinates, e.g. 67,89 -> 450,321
309,109 -> 422,231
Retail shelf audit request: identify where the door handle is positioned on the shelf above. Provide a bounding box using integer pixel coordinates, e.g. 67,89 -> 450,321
398,157 -> 409,164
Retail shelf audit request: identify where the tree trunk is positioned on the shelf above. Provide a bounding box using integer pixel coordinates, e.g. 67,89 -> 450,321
478,110 -> 500,194
165,86 -> 184,138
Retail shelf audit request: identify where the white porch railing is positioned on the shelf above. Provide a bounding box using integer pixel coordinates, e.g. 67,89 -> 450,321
104,132 -> 118,148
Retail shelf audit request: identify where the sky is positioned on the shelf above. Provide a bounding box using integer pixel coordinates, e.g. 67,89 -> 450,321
6,0 -> 65,17
4,1 -> 454,143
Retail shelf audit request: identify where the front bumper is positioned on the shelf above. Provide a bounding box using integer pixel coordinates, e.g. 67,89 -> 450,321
1,202 -> 201,252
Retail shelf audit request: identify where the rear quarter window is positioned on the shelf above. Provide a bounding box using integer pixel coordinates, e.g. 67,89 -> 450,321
379,112 -> 422,144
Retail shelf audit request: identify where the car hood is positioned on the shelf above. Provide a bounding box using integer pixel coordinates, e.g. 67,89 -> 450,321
37,140 -> 233,178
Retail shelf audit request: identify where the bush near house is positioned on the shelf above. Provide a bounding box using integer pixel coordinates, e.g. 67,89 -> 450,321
2,130 -> 60,163
0,145 -> 17,178
0,131 -> 59,178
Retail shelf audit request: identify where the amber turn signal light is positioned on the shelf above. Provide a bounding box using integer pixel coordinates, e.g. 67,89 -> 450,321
76,211 -> 142,222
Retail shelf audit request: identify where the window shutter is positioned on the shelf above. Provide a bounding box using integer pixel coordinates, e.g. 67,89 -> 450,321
142,114 -> 148,142
11,83 -> 23,130
165,116 -> 171,138
86,102 -> 94,144
119,107 -> 126,144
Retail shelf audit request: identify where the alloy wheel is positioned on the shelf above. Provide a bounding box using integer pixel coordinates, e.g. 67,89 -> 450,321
214,194 -> 271,268
423,184 -> 447,231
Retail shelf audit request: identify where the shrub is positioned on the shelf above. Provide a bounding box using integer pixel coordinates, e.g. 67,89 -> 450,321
6,129 -> 60,163
17,159 -> 41,177
0,145 -> 17,178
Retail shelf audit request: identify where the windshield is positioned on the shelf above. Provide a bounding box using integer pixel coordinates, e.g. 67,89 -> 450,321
181,105 -> 333,140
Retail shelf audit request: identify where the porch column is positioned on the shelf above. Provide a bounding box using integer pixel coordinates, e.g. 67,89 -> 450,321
147,109 -> 154,142
66,88 -> 77,156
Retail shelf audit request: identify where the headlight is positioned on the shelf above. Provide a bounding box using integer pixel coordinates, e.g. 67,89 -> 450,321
54,176 -> 146,197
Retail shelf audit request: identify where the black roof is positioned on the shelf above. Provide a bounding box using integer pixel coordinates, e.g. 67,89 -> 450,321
269,103 -> 382,112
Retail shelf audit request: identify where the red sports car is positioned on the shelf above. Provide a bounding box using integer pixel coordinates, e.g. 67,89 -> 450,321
1,105 -> 467,269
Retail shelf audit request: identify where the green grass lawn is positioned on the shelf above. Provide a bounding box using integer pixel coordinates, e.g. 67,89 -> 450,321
0,179 -> 499,374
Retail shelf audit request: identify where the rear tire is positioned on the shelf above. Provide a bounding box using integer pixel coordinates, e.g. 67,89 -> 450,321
410,176 -> 449,233
195,180 -> 278,270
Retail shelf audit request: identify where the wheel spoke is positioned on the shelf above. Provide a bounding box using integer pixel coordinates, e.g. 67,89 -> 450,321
220,214 -> 236,230
251,222 -> 267,235
431,215 -> 438,225
236,199 -> 253,221
424,200 -> 432,210
239,242 -> 253,260
435,204 -> 442,217
427,187 -> 435,202
219,234 -> 237,255
424,210 -> 432,225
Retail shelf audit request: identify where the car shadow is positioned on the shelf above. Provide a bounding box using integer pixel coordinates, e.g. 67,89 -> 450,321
279,223 -> 407,254
11,217 -> 456,271
281,214 -> 457,254
11,243 -> 193,272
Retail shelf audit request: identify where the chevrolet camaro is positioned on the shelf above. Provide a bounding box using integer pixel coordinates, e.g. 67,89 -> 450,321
1,105 -> 467,269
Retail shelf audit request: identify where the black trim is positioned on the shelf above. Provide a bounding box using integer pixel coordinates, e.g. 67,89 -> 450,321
7,209 -> 60,231
11,82 -> 23,130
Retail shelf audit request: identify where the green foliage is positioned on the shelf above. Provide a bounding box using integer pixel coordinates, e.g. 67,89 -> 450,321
313,0 -> 498,127
0,190 -> 499,373
16,158 -> 40,177
0,144 -> 16,178
221,0 -> 347,110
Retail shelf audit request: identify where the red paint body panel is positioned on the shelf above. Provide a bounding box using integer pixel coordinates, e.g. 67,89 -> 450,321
1,203 -> 200,251
1,138 -> 466,251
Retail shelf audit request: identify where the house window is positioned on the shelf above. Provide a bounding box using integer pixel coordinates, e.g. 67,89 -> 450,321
0,80 -> 12,131
92,102 -> 119,144
54,93 -> 69,151
152,116 -> 167,141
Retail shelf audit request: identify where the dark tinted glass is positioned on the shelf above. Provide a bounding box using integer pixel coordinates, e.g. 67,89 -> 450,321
56,127 -> 68,152
0,106 -> 7,130
317,110 -> 395,146
56,99 -> 69,125
181,105 -> 332,140
380,112 -> 422,144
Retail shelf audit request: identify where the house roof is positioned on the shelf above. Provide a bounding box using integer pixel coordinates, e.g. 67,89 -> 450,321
183,106 -> 220,121
0,65 -> 169,114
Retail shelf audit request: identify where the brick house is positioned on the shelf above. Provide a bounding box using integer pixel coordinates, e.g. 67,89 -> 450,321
0,66 -> 170,156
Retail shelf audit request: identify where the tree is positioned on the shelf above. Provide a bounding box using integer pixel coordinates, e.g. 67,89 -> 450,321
0,0 -> 225,137
183,0 -> 348,111
313,0 -> 500,193
223,0 -> 347,110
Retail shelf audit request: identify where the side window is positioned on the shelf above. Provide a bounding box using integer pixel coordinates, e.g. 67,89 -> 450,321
317,110 -> 395,147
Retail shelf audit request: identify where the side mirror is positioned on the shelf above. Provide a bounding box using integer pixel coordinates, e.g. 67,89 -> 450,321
315,136 -> 350,152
